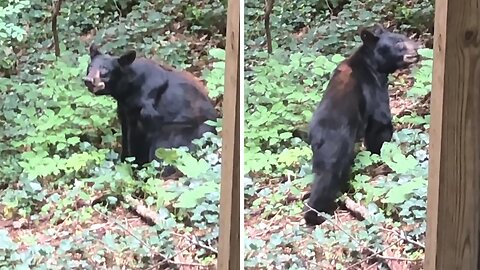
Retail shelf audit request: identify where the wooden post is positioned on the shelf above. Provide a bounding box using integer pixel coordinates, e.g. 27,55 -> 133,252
425,0 -> 480,269
218,0 -> 240,269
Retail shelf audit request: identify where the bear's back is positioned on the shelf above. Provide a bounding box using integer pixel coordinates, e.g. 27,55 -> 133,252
131,58 -> 216,124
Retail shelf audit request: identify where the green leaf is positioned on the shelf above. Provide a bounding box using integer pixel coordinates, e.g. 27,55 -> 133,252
208,48 -> 225,60
0,230 -> 16,249
29,182 -> 42,191
66,137 -> 80,145
418,48 -> 433,59
155,149 -> 179,163
56,143 -> 67,151
312,228 -> 325,242
384,178 -> 425,204
176,154 -> 210,178
331,54 -> 344,63
174,182 -> 217,209
103,232 -> 117,250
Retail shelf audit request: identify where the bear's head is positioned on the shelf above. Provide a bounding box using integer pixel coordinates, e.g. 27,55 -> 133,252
360,24 -> 420,73
83,44 -> 136,95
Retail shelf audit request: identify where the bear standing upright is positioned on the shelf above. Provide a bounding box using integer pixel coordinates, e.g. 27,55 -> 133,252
83,44 -> 218,168
304,25 -> 420,225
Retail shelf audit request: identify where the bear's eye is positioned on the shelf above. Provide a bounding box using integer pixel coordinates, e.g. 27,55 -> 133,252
395,42 -> 404,49
99,68 -> 109,77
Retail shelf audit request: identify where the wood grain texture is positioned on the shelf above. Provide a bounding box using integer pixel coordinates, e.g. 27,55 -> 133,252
425,0 -> 480,269
217,0 -> 240,269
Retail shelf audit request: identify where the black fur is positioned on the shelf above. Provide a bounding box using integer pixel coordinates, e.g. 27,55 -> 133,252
83,44 -> 218,169
304,25 -> 420,225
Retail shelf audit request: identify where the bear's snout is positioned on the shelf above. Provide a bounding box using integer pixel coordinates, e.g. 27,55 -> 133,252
83,76 -> 105,93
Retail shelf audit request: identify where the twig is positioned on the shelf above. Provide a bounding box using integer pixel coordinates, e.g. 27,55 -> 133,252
341,197 -> 425,250
346,238 -> 403,269
94,208 -> 198,268
365,262 -> 379,270
95,209 -> 214,268
94,208 -> 172,269
380,227 -> 426,249
324,0 -> 333,16
171,232 -> 219,254
379,256 -> 422,261
304,203 -> 363,247
112,0 -> 122,17
148,243 -> 195,270
154,261 -> 211,267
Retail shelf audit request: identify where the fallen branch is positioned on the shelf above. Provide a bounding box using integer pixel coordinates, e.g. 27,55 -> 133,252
124,195 -> 161,226
89,194 -> 161,226
343,196 -> 370,220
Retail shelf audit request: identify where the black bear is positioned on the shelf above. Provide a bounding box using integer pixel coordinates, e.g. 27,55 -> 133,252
304,24 -> 420,225
83,44 -> 218,168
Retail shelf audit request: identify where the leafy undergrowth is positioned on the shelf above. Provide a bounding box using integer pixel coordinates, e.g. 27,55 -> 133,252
244,0 -> 433,269
0,1 -> 225,269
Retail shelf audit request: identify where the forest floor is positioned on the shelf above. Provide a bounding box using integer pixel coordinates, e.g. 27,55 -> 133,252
244,67 -> 428,270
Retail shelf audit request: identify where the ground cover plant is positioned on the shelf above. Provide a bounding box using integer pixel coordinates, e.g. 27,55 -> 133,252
0,0 -> 226,268
244,0 -> 433,269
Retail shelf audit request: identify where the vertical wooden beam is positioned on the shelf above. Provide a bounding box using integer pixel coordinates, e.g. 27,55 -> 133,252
425,0 -> 480,269
218,0 -> 240,269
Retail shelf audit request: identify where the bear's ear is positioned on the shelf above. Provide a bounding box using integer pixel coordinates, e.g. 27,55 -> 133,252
118,50 -> 136,66
359,28 -> 379,47
89,43 -> 101,59
372,23 -> 386,35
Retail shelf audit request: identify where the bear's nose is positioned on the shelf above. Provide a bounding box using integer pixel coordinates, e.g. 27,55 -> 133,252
83,77 -> 95,90
83,76 -> 93,83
